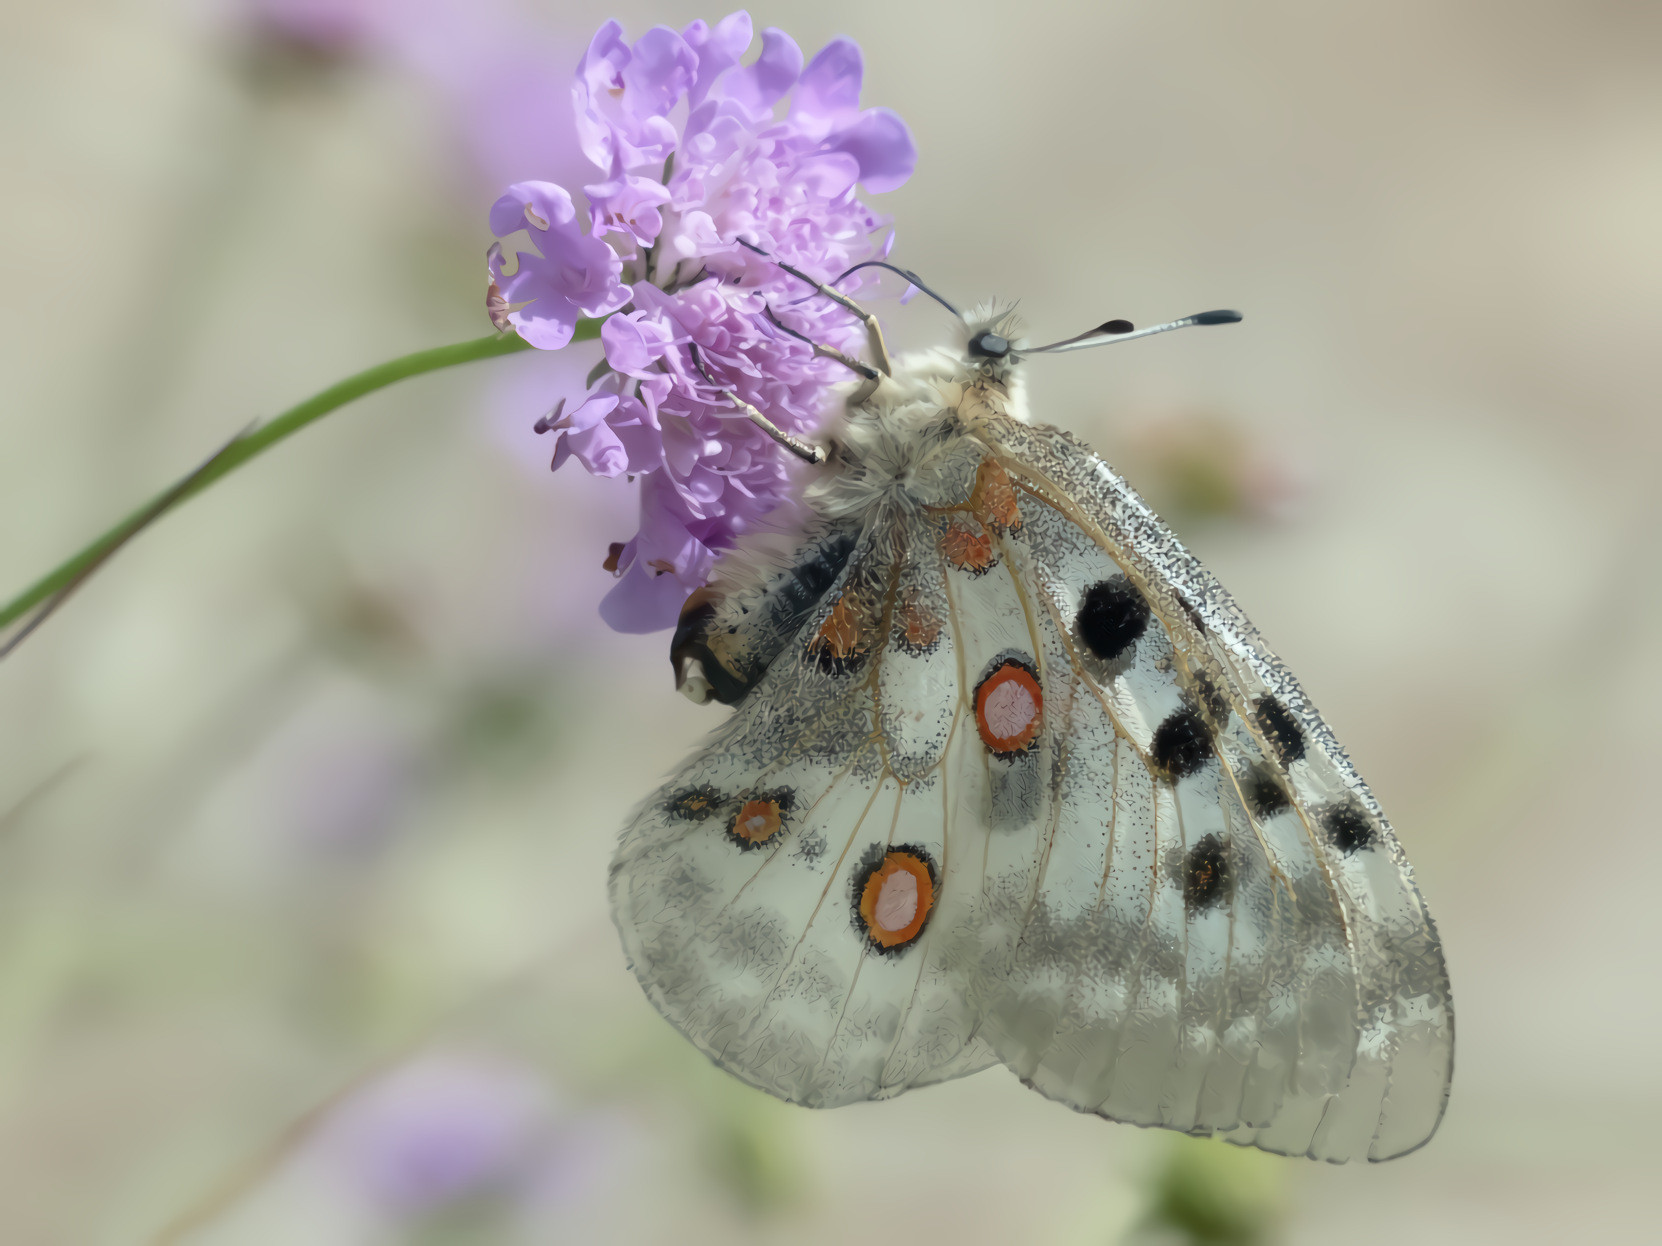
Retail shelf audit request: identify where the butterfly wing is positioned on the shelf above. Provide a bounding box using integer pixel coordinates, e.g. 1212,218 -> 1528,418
977,419 -> 1453,1161
611,505 -> 1053,1105
613,403 -> 1450,1160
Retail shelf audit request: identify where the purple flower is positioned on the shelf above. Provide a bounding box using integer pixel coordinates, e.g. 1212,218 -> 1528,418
489,12 -> 916,631
303,1049 -> 648,1231
315,1051 -> 550,1215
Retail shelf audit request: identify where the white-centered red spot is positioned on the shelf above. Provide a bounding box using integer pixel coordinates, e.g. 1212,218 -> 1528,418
974,661 -> 1043,756
728,798 -> 782,845
858,850 -> 934,949
873,869 -> 918,930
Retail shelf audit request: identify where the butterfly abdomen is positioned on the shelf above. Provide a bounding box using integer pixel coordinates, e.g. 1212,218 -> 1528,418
671,521 -> 861,704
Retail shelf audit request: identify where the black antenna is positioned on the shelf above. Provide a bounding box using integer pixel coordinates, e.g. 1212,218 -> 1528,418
1028,310 -> 1241,354
827,260 -> 960,317
738,239 -> 958,318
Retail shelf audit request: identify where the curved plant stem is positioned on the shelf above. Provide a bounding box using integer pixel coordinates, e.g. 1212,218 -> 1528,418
1,323 -> 595,644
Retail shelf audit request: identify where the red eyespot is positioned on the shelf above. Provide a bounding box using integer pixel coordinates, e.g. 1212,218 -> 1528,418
858,850 -> 935,948
974,660 -> 1043,757
728,798 -> 783,846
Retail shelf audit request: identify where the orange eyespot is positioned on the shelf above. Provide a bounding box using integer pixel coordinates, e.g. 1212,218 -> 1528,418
895,593 -> 943,655
857,850 -> 935,949
969,458 -> 1022,533
808,594 -> 869,674
812,595 -> 863,659
938,520 -> 996,574
974,660 -> 1043,757
729,798 -> 783,846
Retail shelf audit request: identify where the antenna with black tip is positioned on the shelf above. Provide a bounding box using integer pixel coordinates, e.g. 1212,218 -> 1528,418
1028,310 -> 1242,354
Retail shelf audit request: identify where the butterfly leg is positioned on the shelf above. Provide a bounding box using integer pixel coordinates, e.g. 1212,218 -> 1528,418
686,343 -> 828,466
764,306 -> 880,383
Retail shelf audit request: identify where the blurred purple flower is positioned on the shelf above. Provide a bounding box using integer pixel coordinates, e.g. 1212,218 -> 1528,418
316,1052 -> 549,1216
233,0 -> 591,192
241,0 -> 384,55
489,11 -> 915,631
305,1049 -> 647,1233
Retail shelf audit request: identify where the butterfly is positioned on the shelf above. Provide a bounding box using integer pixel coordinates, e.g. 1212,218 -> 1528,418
609,275 -> 1453,1163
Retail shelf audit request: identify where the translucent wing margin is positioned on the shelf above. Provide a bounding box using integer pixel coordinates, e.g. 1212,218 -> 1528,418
981,419 -> 1453,1162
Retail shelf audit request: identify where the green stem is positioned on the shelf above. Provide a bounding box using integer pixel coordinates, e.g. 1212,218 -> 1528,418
1,322 -> 598,632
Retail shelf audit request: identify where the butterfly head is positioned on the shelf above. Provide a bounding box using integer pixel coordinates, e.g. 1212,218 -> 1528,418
959,307 -> 1026,388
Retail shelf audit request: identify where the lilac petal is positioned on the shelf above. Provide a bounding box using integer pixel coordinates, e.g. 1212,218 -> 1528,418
577,21 -> 629,88
601,315 -> 668,375
573,21 -> 631,167
722,27 -> 802,112
659,417 -> 721,477
566,421 -> 630,476
792,37 -> 863,129
487,182 -> 628,343
598,562 -> 695,633
635,489 -> 710,571
560,391 -> 620,432
586,175 -> 671,246
510,307 -> 585,351
822,108 -> 916,192
684,11 -> 753,106
612,421 -> 665,473
621,26 -> 697,117
490,181 -> 578,238
792,151 -> 860,198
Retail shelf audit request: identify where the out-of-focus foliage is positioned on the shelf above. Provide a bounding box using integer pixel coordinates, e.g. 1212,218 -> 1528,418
1125,1139 -> 1283,1246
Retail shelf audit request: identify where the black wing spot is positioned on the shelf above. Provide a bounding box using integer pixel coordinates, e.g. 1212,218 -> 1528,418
1321,796 -> 1377,854
1240,763 -> 1291,819
1192,670 -> 1229,723
811,644 -> 870,678
1256,695 -> 1307,765
1150,704 -> 1214,781
1183,834 -> 1232,913
1076,577 -> 1150,662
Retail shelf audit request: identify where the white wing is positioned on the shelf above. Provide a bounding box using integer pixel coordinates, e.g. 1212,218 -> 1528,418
978,419 -> 1453,1162
612,410 -> 1451,1162
612,505 -> 1056,1105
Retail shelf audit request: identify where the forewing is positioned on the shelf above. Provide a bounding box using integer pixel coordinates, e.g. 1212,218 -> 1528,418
979,419 -> 1453,1162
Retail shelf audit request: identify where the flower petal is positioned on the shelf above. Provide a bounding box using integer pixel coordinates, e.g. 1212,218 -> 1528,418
684,11 -> 753,106
721,27 -> 802,112
822,107 -> 916,193
792,37 -> 863,132
621,26 -> 698,118
598,561 -> 697,633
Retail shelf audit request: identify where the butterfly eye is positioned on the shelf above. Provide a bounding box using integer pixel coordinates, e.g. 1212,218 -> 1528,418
967,329 -> 1010,359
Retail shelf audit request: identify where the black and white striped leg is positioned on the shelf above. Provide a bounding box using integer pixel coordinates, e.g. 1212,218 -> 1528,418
687,343 -> 828,466
738,238 -> 892,376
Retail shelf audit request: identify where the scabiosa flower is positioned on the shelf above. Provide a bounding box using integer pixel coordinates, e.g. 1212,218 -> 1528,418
488,11 -> 916,631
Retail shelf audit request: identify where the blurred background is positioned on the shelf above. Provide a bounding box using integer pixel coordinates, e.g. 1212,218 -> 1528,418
1,1 -> 1659,1242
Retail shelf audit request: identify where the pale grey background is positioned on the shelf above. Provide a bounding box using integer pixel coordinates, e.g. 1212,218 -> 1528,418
1,1 -> 1658,1242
